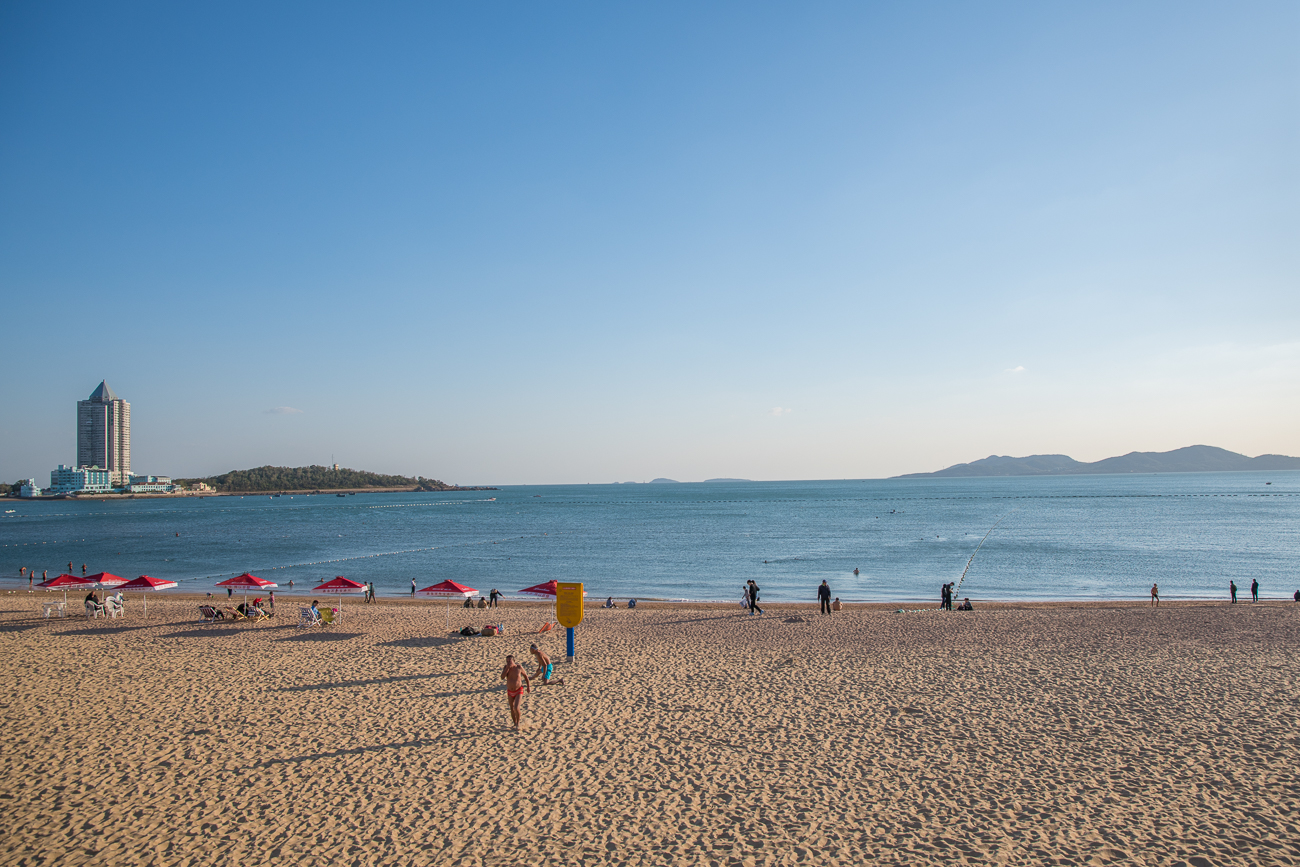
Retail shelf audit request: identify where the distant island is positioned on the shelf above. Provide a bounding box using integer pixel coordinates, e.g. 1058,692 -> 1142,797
174,465 -> 497,493
895,445 -> 1300,479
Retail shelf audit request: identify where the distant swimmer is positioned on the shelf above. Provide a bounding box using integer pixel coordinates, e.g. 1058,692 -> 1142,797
853,568 -> 859,576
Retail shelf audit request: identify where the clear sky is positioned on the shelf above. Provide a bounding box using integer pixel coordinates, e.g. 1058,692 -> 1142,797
2,3 -> 1297,484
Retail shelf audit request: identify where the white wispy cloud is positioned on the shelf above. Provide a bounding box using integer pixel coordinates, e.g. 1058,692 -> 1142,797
1005,365 -> 1026,373
770,406 -> 792,416
265,406 -> 304,415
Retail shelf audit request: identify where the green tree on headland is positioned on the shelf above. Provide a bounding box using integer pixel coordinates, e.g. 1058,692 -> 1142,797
174,465 -> 491,493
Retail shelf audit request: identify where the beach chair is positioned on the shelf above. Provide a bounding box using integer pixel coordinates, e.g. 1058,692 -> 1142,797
298,607 -> 322,627
199,605 -> 221,623
244,605 -> 270,623
84,601 -> 104,620
104,596 -> 124,619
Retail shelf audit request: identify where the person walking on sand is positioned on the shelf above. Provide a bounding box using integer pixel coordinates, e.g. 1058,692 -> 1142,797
529,643 -> 564,686
747,580 -> 763,616
1230,581 -> 1237,604
1150,583 -> 1159,607
1251,579 -> 1259,603
500,654 -> 531,731
818,580 -> 831,615
740,585 -> 750,610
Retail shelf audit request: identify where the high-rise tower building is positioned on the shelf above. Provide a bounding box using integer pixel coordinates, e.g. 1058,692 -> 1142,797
77,381 -> 131,484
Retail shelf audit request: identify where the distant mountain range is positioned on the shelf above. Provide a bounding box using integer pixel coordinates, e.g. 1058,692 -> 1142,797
895,445 -> 1300,479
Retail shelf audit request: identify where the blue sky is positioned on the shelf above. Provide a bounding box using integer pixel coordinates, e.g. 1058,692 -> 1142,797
2,2 -> 1296,484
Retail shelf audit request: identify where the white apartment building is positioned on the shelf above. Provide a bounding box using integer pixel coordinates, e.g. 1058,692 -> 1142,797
78,381 -> 130,485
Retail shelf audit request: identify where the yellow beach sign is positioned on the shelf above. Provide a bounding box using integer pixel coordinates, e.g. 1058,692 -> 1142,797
555,582 -> 584,628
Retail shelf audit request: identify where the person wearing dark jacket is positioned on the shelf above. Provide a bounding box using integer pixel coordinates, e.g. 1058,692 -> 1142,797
747,580 -> 763,616
818,580 -> 832,615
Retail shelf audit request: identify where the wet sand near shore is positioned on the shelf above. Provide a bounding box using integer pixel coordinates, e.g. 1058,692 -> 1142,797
1,594 -> 1296,866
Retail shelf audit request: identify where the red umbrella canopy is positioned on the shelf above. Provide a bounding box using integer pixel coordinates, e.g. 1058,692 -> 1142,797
38,574 -> 93,589
216,573 -> 277,589
518,580 -> 559,597
85,572 -> 129,588
418,580 -> 477,598
118,575 -> 179,591
313,576 -> 365,593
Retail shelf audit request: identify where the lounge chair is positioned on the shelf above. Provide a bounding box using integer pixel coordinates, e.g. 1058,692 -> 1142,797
245,606 -> 270,623
199,605 -> 221,623
298,607 -> 322,627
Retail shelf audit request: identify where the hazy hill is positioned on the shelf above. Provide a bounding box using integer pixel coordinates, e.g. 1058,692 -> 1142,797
175,465 -> 494,492
896,445 -> 1300,479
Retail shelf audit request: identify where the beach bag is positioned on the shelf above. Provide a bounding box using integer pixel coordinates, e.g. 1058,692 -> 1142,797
459,626 -> 480,637
481,625 -> 497,637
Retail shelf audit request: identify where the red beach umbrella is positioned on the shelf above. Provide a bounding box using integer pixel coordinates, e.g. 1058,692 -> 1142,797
37,573 -> 93,604
418,580 -> 477,598
518,580 -> 559,597
216,573 -> 278,606
85,572 -> 130,589
312,576 -> 365,615
116,575 -> 179,616
418,580 -> 478,629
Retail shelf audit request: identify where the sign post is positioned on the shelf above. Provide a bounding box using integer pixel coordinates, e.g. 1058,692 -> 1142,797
555,582 -> 584,663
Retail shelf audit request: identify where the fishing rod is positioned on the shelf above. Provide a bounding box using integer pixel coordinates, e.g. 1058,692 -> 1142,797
953,509 -> 1014,599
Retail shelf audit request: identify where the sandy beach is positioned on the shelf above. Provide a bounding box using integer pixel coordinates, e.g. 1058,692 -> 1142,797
1,593 -> 1296,866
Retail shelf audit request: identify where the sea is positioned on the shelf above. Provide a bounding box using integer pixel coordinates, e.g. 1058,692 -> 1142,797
3,472 -> 1298,604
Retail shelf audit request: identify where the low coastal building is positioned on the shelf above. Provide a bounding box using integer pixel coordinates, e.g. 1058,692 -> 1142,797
48,464 -> 114,494
18,480 -> 42,498
127,474 -> 174,493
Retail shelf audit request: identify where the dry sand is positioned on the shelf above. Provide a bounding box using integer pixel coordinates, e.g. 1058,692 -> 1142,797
1,593 -> 1296,866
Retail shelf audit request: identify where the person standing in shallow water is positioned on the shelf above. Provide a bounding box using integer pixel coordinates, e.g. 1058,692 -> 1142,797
1251,579 -> 1259,603
818,580 -> 831,615
1230,581 -> 1237,604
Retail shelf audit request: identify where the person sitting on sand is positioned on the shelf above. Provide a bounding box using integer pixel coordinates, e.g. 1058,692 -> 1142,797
627,598 -> 637,609
831,597 -> 843,612
500,654 -> 531,731
957,598 -> 973,611
477,597 -> 487,609
463,597 -> 474,609
603,596 -> 614,609
529,643 -> 565,686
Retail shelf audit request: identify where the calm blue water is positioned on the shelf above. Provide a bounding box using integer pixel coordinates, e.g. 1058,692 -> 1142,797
2,473 -> 1298,603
